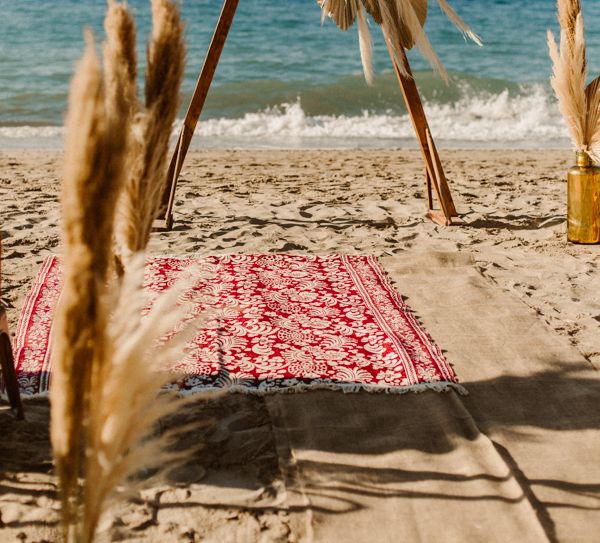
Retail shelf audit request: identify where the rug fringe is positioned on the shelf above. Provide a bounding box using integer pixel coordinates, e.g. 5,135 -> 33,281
3,380 -> 468,401
176,380 -> 469,397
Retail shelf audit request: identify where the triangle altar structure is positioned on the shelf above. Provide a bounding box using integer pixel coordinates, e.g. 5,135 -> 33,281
155,0 -> 463,230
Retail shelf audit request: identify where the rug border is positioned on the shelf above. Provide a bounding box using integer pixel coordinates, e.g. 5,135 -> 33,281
365,255 -> 459,384
13,255 -> 57,356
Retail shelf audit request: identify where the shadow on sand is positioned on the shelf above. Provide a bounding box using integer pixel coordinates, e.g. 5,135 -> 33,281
2,363 -> 598,540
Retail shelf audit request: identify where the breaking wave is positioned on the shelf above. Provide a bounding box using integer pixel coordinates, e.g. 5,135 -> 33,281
0,78 -> 570,150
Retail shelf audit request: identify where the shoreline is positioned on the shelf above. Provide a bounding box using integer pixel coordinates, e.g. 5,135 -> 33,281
0,141 -> 575,151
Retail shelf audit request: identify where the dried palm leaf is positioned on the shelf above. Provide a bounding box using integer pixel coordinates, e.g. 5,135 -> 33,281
384,0 -> 447,79
363,0 -> 383,24
320,0 -> 357,29
318,0 -> 480,83
436,0 -> 482,46
356,2 -> 374,84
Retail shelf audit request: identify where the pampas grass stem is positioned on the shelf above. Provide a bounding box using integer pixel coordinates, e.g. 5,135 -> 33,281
114,0 -> 185,265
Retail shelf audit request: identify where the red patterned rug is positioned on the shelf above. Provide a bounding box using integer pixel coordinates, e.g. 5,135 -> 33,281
14,254 -> 464,396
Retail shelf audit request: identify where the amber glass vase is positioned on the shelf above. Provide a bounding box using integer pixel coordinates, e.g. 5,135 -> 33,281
567,151 -> 600,244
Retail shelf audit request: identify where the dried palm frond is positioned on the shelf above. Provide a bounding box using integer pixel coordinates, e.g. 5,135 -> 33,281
436,0 -> 482,46
356,2 -> 374,84
318,0 -> 481,84
390,0 -> 446,79
320,0 -> 356,29
363,0 -> 383,24
392,0 -> 428,50
114,0 -> 185,265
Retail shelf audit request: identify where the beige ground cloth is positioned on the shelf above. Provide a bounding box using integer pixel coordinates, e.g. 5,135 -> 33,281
265,251 -> 600,542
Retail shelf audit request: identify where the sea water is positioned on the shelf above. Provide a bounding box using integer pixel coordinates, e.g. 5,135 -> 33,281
1,0 -> 600,149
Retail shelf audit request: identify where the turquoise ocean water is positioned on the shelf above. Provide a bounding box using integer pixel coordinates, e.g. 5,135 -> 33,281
1,0 -> 600,149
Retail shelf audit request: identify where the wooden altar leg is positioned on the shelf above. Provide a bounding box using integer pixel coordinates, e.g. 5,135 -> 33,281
386,42 -> 460,226
426,169 -> 433,210
0,306 -> 24,420
154,0 -> 240,231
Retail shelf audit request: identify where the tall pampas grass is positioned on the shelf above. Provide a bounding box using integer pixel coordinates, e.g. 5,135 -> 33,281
548,0 -> 600,159
103,0 -> 138,277
585,74 -> 600,157
103,0 -> 138,125
51,1 -> 192,541
51,32 -> 122,536
114,0 -> 185,268
318,0 -> 481,84
80,256 -> 198,542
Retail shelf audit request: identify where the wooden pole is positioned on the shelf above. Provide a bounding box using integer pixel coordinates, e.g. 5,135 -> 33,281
0,240 -> 24,420
385,41 -> 459,226
155,0 -> 240,230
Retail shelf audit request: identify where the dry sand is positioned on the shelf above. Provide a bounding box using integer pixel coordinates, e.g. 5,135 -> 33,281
0,149 -> 598,541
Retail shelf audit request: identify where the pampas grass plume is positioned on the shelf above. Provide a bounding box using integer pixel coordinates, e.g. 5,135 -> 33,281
51,31 -> 118,537
81,257 -> 201,542
114,0 -> 185,264
558,0 -> 581,49
547,1 -> 600,159
104,0 -> 139,274
103,0 -> 138,122
52,2 -> 193,541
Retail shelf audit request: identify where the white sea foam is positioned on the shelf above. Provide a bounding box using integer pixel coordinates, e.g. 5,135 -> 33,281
191,85 -> 569,148
0,86 -> 570,150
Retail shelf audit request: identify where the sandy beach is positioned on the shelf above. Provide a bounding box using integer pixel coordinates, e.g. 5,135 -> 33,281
2,149 -> 598,365
1,149 -> 599,541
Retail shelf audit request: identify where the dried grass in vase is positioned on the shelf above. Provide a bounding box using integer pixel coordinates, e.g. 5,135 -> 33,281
547,0 -> 600,158
547,0 -> 600,243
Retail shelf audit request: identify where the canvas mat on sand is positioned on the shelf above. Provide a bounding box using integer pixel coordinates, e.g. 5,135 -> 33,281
12,254 -> 462,396
5,251 -> 600,542
262,251 -> 600,542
